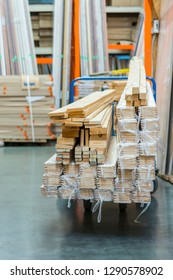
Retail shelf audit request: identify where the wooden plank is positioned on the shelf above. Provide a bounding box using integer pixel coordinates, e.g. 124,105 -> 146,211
80,129 -> 84,147
84,128 -> 89,146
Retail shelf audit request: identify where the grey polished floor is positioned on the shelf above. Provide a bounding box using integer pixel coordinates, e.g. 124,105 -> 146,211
0,146 -> 173,260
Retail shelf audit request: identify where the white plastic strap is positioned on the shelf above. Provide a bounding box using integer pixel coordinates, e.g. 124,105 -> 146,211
27,75 -> 35,142
134,201 -> 151,223
67,188 -> 76,208
92,194 -> 103,223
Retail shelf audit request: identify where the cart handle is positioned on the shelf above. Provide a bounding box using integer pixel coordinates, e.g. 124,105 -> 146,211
69,76 -> 156,103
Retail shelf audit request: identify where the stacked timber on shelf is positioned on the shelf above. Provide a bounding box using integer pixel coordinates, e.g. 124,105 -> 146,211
106,13 -> 143,49
0,75 -> 56,142
116,56 -> 160,204
31,12 -> 53,48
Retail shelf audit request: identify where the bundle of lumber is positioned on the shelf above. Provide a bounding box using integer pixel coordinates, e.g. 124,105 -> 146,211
41,154 -> 63,198
124,57 -> 147,106
115,56 -> 160,204
0,75 -> 56,142
49,89 -> 118,165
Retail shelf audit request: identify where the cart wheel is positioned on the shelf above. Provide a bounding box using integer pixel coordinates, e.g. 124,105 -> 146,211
119,203 -> 127,212
152,178 -> 158,194
83,200 -> 92,212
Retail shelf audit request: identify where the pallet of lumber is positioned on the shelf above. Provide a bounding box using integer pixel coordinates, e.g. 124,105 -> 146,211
0,75 -> 55,142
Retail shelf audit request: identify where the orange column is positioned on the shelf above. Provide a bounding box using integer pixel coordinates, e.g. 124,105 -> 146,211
144,0 -> 152,76
73,0 -> 80,96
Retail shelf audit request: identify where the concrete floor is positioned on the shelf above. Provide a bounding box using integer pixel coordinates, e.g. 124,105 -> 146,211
0,146 -> 173,260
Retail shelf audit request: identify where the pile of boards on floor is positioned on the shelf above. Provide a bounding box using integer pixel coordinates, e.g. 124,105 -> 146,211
0,75 -> 56,142
41,56 -> 160,217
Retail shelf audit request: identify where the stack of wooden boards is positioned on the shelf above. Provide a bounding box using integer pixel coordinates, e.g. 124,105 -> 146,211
48,89 -> 117,165
0,75 -> 56,142
41,57 -> 160,218
116,56 -> 159,203
106,0 -> 143,58
107,14 -> 140,45
41,136 -> 117,201
124,57 -> 147,106
31,12 -> 53,48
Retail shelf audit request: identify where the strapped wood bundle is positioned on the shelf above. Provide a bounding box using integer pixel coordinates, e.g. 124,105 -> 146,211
94,189 -> 113,202
58,186 -> 76,200
77,188 -> 95,200
131,190 -> 151,203
0,75 -> 55,142
119,131 -> 139,143
115,180 -> 134,192
78,176 -> 96,189
134,180 -> 154,192
113,191 -> 131,204
124,57 -> 147,106
96,177 -> 115,189
115,56 -> 160,205
118,156 -> 137,170
43,173 -> 61,187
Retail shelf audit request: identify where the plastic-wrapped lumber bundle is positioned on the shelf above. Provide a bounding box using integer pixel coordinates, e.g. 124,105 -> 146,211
116,56 -> 160,205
